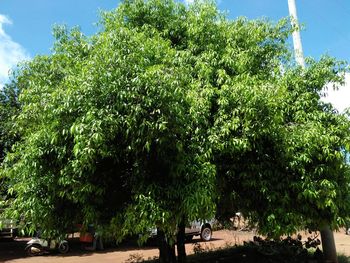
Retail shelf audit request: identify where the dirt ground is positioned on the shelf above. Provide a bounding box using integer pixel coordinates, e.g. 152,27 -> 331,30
1,229 -> 350,263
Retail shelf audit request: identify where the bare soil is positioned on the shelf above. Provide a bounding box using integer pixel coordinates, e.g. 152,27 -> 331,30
1,229 -> 350,263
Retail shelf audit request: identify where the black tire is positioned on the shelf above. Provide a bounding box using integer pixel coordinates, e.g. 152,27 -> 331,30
200,226 -> 212,241
58,241 -> 69,254
25,244 -> 43,256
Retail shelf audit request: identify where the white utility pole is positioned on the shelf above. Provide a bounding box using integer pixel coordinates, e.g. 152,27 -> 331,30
287,0 -> 305,68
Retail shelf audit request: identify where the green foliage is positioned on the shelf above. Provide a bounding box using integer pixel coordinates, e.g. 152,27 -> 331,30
2,0 -> 217,238
0,80 -> 21,162
0,79 -> 22,205
215,55 -> 350,237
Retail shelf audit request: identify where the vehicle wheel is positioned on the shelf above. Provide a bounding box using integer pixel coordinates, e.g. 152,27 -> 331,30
346,228 -> 350,235
200,227 -> 212,241
25,244 -> 43,256
185,235 -> 194,242
58,241 -> 69,254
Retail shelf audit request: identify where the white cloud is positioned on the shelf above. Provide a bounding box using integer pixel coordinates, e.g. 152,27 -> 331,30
0,14 -> 29,87
322,72 -> 350,113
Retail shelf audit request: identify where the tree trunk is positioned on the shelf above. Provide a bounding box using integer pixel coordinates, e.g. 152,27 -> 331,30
320,225 -> 338,263
158,229 -> 176,263
177,219 -> 187,263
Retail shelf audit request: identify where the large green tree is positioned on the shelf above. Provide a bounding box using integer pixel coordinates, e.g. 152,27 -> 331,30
2,1 -> 217,261
214,56 -> 350,233
213,58 -> 350,263
2,0 -> 350,262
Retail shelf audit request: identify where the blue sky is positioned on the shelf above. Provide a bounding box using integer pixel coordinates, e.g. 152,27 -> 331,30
1,0 -> 349,110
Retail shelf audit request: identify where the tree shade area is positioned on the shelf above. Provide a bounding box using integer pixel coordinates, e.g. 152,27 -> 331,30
1,0 -> 350,262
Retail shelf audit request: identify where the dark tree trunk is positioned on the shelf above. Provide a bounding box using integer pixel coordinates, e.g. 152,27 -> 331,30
158,229 -> 176,263
177,219 -> 187,263
320,225 -> 338,263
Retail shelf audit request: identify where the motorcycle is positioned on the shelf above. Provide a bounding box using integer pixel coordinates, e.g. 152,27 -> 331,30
25,237 -> 69,256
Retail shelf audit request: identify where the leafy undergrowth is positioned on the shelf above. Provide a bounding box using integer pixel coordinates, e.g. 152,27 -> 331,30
136,236 -> 350,263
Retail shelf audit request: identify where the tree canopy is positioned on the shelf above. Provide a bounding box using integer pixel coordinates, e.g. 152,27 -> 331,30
0,79 -> 22,206
1,0 -> 350,258
215,58 -> 350,237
